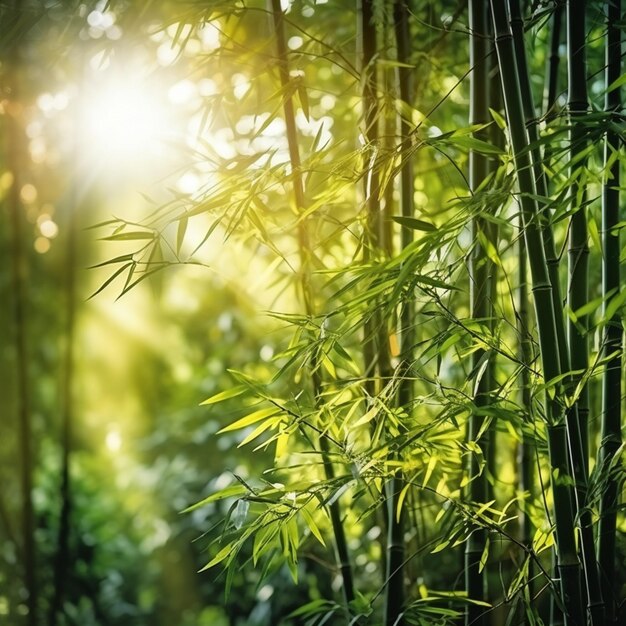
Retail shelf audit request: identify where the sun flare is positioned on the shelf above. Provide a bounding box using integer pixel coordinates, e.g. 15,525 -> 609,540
81,75 -> 169,168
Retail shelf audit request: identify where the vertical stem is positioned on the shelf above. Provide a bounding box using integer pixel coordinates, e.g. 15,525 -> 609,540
565,3 -> 605,624
466,2 -> 490,624
543,1 -> 564,119
489,4 -> 583,625
48,90 -> 80,626
566,0 -> 590,477
269,0 -> 355,611
509,0 -> 568,378
382,4 -> 413,624
597,1 -> 622,622
6,4 -> 37,622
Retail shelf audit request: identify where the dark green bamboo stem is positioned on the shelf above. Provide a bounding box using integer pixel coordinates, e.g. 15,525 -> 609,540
489,4 -> 583,625
359,0 -> 382,404
548,425 -> 585,626
543,1 -> 564,119
565,4 -> 605,624
508,0 -> 568,378
466,3 -> 491,624
597,1 -> 622,622
566,0 -> 590,476
500,6 -> 535,596
269,0 -> 355,610
382,4 -> 414,625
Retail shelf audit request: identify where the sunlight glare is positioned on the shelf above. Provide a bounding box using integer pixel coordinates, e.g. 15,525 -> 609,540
82,77 -> 167,167
106,429 -> 122,453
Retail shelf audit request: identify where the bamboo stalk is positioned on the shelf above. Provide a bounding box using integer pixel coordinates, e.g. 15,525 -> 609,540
566,0 -> 590,477
465,3 -> 490,624
48,80 -> 80,626
269,0 -> 356,611
597,1 -> 622,622
381,3 -> 413,624
508,0 -> 568,378
543,1 -> 564,119
488,4 -> 584,625
565,3 -> 605,623
6,5 -> 37,621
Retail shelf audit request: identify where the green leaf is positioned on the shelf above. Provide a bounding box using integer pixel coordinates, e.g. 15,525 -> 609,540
177,215 -> 188,255
301,507 -> 326,547
200,386 -> 247,405
101,230 -> 155,241
182,483 -> 247,513
87,262 -> 134,300
218,407 -> 279,433
392,215 -> 436,231
199,543 -> 234,572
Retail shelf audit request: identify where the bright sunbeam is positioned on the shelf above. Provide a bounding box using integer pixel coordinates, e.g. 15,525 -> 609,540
81,74 -> 169,169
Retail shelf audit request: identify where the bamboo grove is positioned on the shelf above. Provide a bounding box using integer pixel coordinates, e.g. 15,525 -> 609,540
79,1 -> 625,625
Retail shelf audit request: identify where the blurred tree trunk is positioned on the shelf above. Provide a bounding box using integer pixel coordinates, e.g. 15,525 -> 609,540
6,8 -> 37,624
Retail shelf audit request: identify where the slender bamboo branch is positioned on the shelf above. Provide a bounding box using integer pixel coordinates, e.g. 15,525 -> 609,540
597,1 -> 622,622
269,0 -> 355,611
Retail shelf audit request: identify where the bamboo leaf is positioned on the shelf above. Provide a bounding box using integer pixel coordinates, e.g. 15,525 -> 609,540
87,263 -> 134,300
396,482 -> 411,522
218,407 -> 279,433
301,507 -> 326,547
101,231 -> 155,241
200,386 -> 247,405
199,543 -> 234,572
177,215 -> 188,255
391,215 -> 436,231
182,484 -> 247,513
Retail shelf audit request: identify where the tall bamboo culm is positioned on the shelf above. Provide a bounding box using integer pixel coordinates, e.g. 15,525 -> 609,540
597,1 -> 622,623
488,3 -> 584,625
465,2 -> 490,623
269,0 -> 356,614
565,3 -> 605,623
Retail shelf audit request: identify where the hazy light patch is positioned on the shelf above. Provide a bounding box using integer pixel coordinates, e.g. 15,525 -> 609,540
260,345 -> 274,362
198,78 -> 217,97
288,36 -> 303,50
106,429 -> 122,452
89,49 -> 111,71
81,75 -> 168,167
168,79 -> 196,104
257,585 -> 274,602
231,73 -> 250,100
20,184 -> 37,204
198,23 -> 220,50
320,94 -> 336,111
177,172 -> 201,194
34,237 -> 50,254
38,216 -> 59,238
208,128 -> 236,159
157,43 -> 180,66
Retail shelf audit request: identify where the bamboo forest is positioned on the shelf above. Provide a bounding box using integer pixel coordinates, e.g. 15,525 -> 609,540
2,1 -> 626,625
